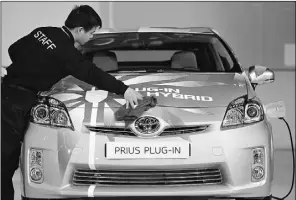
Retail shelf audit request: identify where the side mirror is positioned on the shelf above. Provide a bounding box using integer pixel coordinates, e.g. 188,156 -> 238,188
247,66 -> 275,88
264,101 -> 286,118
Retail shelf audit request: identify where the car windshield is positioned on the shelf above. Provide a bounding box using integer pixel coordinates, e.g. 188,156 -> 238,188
83,32 -> 241,73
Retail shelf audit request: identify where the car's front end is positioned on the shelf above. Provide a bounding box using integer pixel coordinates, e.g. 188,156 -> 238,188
21,28 -> 275,200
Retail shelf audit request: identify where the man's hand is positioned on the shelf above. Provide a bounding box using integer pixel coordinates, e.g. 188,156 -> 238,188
124,87 -> 143,109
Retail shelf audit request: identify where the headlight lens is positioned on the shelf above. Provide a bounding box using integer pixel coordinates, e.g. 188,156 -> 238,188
247,106 -> 258,117
51,109 -> 68,126
33,105 -> 50,124
30,96 -> 74,130
221,95 -> 264,129
245,103 -> 261,123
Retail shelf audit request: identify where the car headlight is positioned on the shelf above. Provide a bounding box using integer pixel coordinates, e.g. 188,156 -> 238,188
221,95 -> 264,129
30,96 -> 74,130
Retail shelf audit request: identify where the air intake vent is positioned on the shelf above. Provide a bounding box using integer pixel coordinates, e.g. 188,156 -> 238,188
73,168 -> 222,186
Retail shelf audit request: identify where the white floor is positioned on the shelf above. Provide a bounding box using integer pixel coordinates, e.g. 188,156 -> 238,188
13,149 -> 295,200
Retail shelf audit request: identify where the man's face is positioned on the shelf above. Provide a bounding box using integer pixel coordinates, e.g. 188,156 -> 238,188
76,26 -> 97,45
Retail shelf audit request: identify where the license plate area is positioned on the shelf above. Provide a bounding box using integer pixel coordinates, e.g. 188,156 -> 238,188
105,142 -> 191,159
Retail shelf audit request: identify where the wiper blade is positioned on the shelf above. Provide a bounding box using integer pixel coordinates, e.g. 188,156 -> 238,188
167,67 -> 200,72
106,69 -> 121,73
108,69 -> 147,73
108,68 -> 200,73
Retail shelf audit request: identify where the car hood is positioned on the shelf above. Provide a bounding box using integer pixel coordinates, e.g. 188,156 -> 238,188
47,72 -> 247,108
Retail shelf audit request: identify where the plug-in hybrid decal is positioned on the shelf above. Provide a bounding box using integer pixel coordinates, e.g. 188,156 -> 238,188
135,87 -> 213,101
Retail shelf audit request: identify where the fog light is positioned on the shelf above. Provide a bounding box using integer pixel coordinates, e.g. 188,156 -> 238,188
30,167 -> 43,182
30,149 -> 43,166
29,149 -> 44,183
251,147 -> 265,182
252,166 -> 265,180
252,148 -> 264,165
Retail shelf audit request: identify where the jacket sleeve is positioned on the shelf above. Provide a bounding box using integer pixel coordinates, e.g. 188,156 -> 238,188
60,46 -> 128,96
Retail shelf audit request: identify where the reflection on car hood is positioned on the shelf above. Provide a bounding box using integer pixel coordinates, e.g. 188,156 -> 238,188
48,73 -> 247,108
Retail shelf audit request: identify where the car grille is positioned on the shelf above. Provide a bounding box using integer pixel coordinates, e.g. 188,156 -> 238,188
73,168 -> 222,186
86,127 -> 134,136
86,125 -> 209,137
161,125 -> 209,136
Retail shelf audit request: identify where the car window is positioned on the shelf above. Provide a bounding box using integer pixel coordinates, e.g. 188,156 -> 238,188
212,38 -> 235,71
114,50 -> 177,62
92,47 -> 221,72
84,32 -> 240,73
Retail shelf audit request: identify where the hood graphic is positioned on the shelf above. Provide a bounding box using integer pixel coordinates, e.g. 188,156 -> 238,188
48,73 -> 247,109
44,73 -> 248,127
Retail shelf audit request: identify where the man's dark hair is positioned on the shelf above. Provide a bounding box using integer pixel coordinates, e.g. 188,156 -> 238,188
65,5 -> 102,32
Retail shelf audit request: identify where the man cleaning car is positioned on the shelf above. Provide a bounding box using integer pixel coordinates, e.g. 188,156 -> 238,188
1,5 -> 143,200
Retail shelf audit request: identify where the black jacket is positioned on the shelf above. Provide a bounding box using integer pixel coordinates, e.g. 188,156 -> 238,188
3,26 -> 128,95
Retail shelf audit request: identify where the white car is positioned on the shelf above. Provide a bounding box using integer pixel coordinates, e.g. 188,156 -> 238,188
21,27 -> 284,200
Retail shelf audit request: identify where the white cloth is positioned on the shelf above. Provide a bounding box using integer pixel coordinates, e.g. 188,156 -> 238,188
1,67 -> 7,77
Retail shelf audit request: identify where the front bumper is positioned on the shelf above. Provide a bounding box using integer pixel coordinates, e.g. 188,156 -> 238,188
20,120 -> 273,199
22,195 -> 273,200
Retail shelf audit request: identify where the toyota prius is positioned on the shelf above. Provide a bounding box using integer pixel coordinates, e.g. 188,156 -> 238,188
21,27 -> 279,200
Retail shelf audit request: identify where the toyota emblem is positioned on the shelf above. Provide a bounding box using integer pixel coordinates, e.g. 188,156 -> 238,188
134,116 -> 160,135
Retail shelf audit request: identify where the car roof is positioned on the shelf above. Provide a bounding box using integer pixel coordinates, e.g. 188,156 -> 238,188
94,27 -> 219,35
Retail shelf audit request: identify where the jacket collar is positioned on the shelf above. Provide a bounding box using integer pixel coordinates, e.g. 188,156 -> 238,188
62,26 -> 75,44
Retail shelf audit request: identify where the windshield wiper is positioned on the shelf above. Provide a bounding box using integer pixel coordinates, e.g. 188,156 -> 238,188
166,67 -> 200,72
108,68 -> 200,73
108,69 -> 147,73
